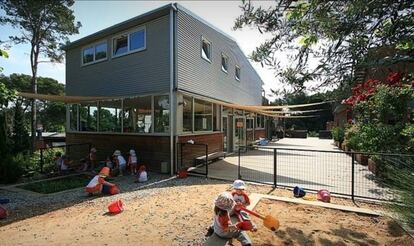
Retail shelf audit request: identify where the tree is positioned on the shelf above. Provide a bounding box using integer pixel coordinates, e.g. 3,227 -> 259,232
234,0 -> 414,94
12,102 -> 29,154
0,0 -> 81,151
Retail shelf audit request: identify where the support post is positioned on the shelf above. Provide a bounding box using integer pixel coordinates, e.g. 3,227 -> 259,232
40,148 -> 44,173
238,147 -> 241,179
274,148 -> 277,187
351,152 -> 355,202
205,144 -> 208,177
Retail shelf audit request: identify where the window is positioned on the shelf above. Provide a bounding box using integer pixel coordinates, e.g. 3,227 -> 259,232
182,95 -> 193,132
221,53 -> 228,73
194,99 -> 212,131
154,95 -> 170,133
235,65 -> 241,81
201,38 -> 211,62
79,103 -> 98,131
123,96 -> 152,133
246,118 -> 254,129
113,28 -> 146,57
99,100 -> 122,132
256,114 -> 265,128
82,42 -> 107,65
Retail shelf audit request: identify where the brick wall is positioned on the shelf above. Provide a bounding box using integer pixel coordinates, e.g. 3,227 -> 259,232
255,129 -> 266,139
177,132 -> 224,168
66,133 -> 170,172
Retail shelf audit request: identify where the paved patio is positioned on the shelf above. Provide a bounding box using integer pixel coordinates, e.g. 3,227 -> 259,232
196,137 -> 394,200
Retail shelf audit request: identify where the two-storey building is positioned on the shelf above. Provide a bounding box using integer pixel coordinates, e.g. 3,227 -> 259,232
64,3 -> 267,173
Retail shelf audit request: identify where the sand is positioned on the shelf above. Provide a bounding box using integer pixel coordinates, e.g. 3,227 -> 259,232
0,177 -> 412,245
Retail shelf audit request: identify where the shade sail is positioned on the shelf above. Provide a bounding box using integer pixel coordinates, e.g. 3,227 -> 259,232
18,92 -> 117,103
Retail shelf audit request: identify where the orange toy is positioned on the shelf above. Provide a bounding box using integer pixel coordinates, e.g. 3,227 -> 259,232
239,207 -> 280,231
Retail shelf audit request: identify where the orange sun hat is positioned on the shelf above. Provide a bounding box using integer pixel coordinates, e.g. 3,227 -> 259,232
99,167 -> 110,177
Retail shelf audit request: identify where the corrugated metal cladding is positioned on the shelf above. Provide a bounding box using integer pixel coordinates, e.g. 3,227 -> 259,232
176,9 -> 264,106
66,15 -> 170,97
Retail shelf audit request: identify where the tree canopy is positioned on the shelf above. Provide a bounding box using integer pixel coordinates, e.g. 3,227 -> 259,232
234,0 -> 414,94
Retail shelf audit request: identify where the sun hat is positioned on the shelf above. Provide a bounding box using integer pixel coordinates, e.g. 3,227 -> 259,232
90,147 -> 97,153
129,149 -> 136,156
113,150 -> 121,156
232,180 -> 246,190
214,192 -> 235,211
99,167 -> 110,177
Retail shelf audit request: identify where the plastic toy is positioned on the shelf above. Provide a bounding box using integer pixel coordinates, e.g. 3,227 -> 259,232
108,199 -> 123,214
239,207 -> 280,231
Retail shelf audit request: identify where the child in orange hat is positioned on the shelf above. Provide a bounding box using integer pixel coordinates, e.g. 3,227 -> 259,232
85,167 -> 118,196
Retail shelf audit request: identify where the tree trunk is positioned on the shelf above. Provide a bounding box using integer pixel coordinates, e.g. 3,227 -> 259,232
30,43 -> 39,153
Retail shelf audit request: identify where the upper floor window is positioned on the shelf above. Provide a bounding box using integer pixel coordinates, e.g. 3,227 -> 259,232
235,65 -> 241,81
221,53 -> 228,73
113,27 -> 146,57
82,42 -> 107,65
201,37 -> 211,62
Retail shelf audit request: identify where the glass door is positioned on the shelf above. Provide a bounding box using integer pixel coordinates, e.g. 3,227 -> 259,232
223,116 -> 228,152
233,117 -> 246,151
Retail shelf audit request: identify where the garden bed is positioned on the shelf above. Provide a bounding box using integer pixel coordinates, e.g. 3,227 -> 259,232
249,199 -> 413,245
17,174 -> 90,194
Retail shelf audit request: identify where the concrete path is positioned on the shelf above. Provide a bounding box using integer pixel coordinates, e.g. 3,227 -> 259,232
198,138 -> 394,200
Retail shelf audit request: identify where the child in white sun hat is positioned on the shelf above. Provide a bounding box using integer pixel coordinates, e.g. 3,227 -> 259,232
210,192 -> 252,246
232,180 -> 251,207
113,150 -> 126,176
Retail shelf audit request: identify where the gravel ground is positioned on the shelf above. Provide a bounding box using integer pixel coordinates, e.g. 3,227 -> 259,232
0,175 -> 391,245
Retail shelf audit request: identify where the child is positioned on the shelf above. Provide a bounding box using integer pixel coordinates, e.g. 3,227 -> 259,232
211,192 -> 252,246
135,165 -> 148,183
54,152 -> 62,172
85,167 -> 118,196
113,150 -> 126,176
231,180 -> 251,208
232,180 -> 257,231
77,158 -> 88,172
128,149 -> 138,175
60,155 -> 72,174
88,147 -> 97,171
105,156 -> 114,169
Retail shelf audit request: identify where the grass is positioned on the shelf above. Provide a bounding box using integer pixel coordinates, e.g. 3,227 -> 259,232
18,174 -> 90,194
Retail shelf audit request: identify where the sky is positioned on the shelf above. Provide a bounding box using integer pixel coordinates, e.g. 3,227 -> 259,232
0,0 -> 283,100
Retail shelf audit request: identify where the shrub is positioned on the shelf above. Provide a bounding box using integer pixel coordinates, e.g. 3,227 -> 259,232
343,125 -> 360,150
0,153 -> 25,184
332,127 -> 344,143
307,131 -> 319,137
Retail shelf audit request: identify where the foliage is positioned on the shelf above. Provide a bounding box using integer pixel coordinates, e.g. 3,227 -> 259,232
11,103 -> 30,154
307,131 -> 318,137
401,124 -> 414,153
17,175 -> 90,194
234,0 -> 414,92
343,124 -> 359,150
0,154 -> 24,184
0,48 -> 8,72
0,0 -> 81,149
331,127 -> 344,143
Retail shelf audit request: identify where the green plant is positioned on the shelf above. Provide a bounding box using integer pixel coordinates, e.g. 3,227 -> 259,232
18,174 -> 90,194
332,127 -> 345,143
343,125 -> 360,150
0,153 -> 25,184
307,131 -> 319,137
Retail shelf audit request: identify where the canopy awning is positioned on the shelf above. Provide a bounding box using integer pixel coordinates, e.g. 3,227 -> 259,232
18,92 -> 330,118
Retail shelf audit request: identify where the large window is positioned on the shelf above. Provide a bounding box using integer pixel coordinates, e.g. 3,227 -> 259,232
99,100 -> 122,132
113,28 -> 146,57
82,42 -> 107,65
69,104 -> 78,131
79,103 -> 98,131
201,37 -> 211,62
154,95 -> 169,133
246,118 -> 254,129
123,96 -> 152,133
221,53 -> 228,73
194,99 -> 212,131
182,95 -> 193,132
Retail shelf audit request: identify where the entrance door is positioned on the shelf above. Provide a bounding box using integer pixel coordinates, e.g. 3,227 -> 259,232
223,116 -> 228,152
233,117 -> 246,151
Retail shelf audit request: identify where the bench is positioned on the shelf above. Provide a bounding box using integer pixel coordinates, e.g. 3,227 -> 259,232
194,151 -> 226,165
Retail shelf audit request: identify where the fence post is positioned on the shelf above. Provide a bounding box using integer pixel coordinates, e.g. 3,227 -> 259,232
351,152 -> 355,202
205,144 -> 208,177
274,148 -> 277,187
180,143 -> 183,171
40,148 -> 44,173
238,147 -> 241,179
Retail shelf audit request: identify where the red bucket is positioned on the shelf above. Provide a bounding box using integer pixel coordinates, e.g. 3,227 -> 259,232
108,199 -> 123,214
177,170 -> 188,179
